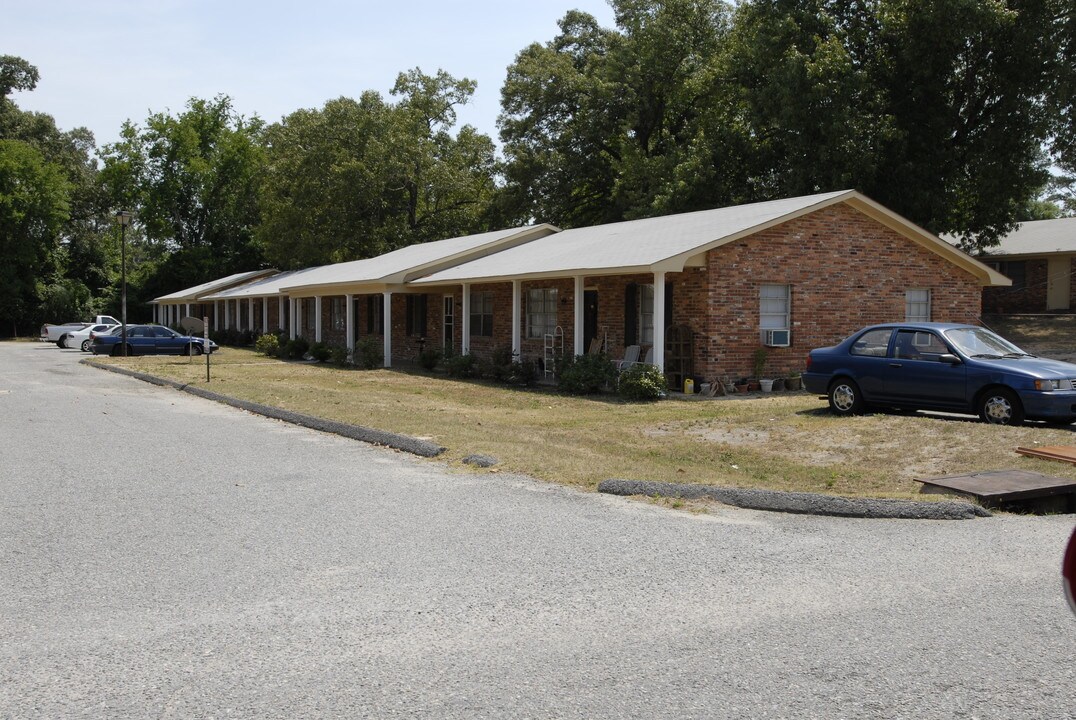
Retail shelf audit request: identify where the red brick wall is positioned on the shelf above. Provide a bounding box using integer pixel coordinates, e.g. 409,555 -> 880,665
688,204 -> 982,380
981,259 -> 1049,313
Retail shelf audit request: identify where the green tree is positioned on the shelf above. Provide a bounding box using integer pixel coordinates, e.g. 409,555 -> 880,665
258,69 -> 497,269
0,139 -> 69,334
99,96 -> 266,298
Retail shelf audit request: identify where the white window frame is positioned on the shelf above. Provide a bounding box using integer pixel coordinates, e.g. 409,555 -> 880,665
526,287 -> 558,339
639,284 -> 655,345
905,289 -> 931,322
330,297 -> 346,331
760,285 -> 790,332
470,291 -> 493,337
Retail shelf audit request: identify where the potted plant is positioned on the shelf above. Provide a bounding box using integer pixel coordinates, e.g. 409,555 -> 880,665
752,347 -> 768,391
786,370 -> 802,391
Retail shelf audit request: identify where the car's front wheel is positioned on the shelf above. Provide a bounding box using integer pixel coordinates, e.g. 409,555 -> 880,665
978,388 -> 1025,426
828,378 -> 864,416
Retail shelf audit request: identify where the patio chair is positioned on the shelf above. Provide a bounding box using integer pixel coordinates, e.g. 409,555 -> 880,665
615,344 -> 641,370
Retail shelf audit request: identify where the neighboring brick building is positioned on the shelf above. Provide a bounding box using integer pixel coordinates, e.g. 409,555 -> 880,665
155,190 -> 1008,381
975,217 -> 1076,314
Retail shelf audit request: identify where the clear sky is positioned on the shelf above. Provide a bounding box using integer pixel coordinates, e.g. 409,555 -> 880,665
4,0 -> 617,150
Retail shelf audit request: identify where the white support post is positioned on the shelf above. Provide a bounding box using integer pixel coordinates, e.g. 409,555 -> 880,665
185,302 -> 191,319
296,299 -> 303,338
653,271 -> 666,373
289,298 -> 297,340
345,294 -> 355,354
278,296 -> 285,333
224,300 -> 230,330
512,280 -> 522,361
214,301 -> 220,331
461,284 -> 471,355
314,296 -> 323,343
382,292 -> 392,368
248,298 -> 255,334
573,275 -> 585,357
262,297 -> 269,335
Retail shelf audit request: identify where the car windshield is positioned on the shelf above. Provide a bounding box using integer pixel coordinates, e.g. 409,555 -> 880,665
944,327 -> 1030,358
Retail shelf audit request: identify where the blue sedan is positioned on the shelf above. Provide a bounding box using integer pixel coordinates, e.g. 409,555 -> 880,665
91,325 -> 218,357
803,323 -> 1076,425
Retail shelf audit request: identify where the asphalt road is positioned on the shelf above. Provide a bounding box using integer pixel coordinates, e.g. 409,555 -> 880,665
1,342 -> 1074,719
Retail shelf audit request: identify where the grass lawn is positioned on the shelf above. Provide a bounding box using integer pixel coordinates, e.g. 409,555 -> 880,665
90,346 -> 1076,500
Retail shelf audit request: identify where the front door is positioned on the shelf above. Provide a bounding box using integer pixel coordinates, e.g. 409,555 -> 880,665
583,290 -> 599,352
1047,257 -> 1071,310
443,295 -> 454,353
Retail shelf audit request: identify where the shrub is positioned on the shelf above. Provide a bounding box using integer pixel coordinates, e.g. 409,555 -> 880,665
418,346 -> 442,371
329,345 -> 350,366
309,342 -> 331,362
255,333 -> 279,357
618,364 -> 668,401
284,337 -> 309,360
556,353 -> 616,395
443,352 -> 478,378
354,337 -> 383,369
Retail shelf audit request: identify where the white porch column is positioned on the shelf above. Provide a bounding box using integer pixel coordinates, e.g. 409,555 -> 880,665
214,301 -> 220,331
289,298 -> 297,340
345,294 -> 355,353
382,292 -> 392,368
573,275 -> 585,357
278,296 -> 285,333
224,300 -> 230,330
248,298 -> 255,333
653,271 -> 666,373
262,297 -> 269,334
185,302 -> 191,319
511,280 -> 522,361
314,296 -> 323,343
461,284 -> 471,355
296,298 -> 303,338
167,305 -> 173,326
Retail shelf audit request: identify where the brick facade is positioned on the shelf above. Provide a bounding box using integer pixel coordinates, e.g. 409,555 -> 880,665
278,203 -> 985,377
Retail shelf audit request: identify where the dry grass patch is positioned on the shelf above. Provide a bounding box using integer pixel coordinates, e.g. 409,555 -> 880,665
94,348 -> 1076,499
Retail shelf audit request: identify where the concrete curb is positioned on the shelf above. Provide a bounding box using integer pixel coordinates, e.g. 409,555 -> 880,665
83,359 -> 447,458
598,479 -> 992,520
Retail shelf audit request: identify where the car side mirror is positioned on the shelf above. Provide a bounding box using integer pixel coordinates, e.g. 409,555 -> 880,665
939,353 -> 962,365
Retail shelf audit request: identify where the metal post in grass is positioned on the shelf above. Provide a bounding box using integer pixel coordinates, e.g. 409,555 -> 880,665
114,211 -> 133,356
204,316 -> 210,382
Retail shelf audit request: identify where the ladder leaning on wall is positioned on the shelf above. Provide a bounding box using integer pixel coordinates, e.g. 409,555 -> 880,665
543,326 -> 564,380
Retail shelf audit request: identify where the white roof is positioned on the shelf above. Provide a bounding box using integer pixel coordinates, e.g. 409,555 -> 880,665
202,269 -> 322,300
152,270 -> 278,303
281,225 -> 557,294
414,190 -> 1007,287
979,217 -> 1076,257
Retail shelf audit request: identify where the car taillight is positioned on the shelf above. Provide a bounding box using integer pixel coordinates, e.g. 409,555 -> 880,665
805,354 -> 812,371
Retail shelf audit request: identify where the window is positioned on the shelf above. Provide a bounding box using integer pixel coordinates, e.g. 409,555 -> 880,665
850,329 -> 892,357
527,288 -> 558,339
470,292 -> 493,337
905,289 -> 931,322
760,285 -> 790,332
894,330 -> 947,360
304,299 -> 317,332
406,295 -> 428,337
993,261 -> 1026,290
639,284 -> 655,344
366,295 -> 384,334
330,297 -> 346,331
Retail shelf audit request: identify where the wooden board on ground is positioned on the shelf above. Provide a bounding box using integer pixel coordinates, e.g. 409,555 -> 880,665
1015,445 -> 1076,465
916,469 -> 1076,508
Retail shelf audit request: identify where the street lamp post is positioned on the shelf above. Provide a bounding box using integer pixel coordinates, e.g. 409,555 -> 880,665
115,211 -> 133,357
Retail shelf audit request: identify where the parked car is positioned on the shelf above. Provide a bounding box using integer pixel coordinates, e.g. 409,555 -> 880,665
803,322 -> 1076,426
91,325 -> 218,357
61,324 -> 118,351
40,315 -> 120,342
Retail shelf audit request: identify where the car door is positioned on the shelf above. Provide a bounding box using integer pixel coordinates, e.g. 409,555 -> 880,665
125,326 -> 155,355
883,329 -> 967,407
153,326 -> 184,354
846,328 -> 895,400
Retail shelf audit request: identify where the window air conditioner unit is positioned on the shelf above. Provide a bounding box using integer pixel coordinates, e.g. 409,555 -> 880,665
763,329 -> 790,347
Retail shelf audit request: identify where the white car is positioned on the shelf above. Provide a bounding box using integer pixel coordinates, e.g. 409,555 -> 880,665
63,324 -> 118,352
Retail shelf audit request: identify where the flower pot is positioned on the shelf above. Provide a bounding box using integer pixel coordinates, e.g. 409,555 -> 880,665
747,380 -> 761,392
760,379 -> 775,392
785,376 -> 802,391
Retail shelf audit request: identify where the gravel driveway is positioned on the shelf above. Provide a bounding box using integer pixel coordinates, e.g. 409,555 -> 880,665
1,342 -> 1073,718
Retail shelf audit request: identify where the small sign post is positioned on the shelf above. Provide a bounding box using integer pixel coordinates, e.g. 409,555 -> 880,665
204,316 -> 210,382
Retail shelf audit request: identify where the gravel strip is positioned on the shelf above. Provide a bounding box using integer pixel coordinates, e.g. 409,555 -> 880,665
83,359 -> 446,458
598,478 -> 992,519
